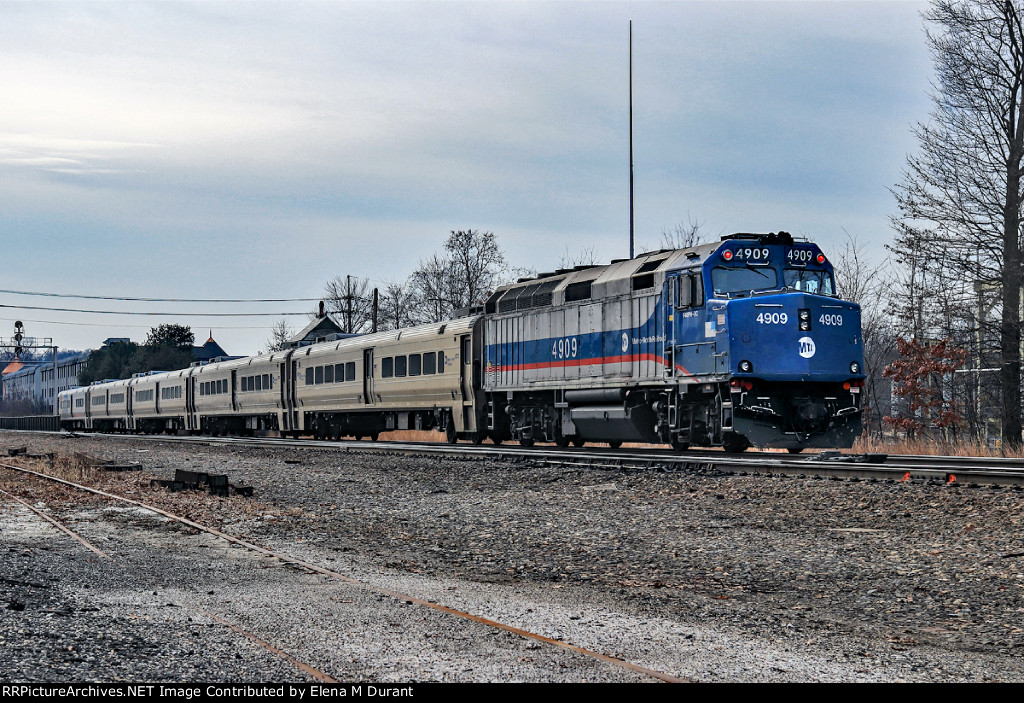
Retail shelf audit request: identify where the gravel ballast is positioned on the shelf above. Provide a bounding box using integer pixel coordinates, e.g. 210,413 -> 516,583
1,431 -> 1022,682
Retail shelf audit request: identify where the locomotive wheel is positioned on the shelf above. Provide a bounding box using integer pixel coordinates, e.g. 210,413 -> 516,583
722,432 -> 750,453
571,437 -> 585,448
491,436 -> 503,446
670,438 -> 690,451
370,432 -> 380,442
471,432 -> 485,445
445,420 -> 458,444
787,447 -> 804,454
553,423 -> 570,448
520,437 -> 535,447
608,441 -> 622,449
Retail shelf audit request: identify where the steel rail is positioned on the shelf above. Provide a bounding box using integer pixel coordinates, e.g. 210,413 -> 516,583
54,430 -> 1024,487
196,610 -> 339,684
0,472 -> 336,683
0,461 -> 690,683
11,427 -> 1024,480
0,487 -> 111,560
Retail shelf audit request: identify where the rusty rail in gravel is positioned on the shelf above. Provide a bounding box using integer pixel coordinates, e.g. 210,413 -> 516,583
0,488 -> 111,560
0,461 -> 690,684
0,475 -> 335,682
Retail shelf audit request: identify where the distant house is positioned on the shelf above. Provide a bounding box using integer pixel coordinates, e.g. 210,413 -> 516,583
285,315 -> 359,349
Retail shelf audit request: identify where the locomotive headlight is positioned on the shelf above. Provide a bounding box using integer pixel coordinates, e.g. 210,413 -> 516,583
798,308 -> 811,331
850,361 -> 861,374
739,360 -> 753,373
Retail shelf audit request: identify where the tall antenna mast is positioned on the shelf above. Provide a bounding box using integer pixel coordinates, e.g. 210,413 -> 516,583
629,19 -> 635,259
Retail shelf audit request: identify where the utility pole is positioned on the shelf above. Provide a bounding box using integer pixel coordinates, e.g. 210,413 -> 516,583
372,287 -> 379,334
346,274 -> 353,334
629,19 -> 635,260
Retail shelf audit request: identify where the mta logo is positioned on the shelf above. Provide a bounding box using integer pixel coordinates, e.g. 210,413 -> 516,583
798,337 -> 816,359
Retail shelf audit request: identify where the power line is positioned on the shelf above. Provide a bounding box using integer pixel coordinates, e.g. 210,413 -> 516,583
0,304 -> 310,317
0,316 -> 286,330
0,288 -> 321,303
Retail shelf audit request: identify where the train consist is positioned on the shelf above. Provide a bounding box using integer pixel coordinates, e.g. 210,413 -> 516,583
59,232 -> 865,452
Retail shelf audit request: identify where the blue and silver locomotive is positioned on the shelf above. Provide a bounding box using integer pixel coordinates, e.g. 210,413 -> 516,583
481,232 -> 864,452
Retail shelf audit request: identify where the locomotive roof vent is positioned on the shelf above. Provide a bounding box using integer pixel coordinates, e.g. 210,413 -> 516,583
721,231 -> 795,246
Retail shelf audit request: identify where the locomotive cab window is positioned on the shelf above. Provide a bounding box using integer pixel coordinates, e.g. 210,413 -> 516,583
711,266 -> 779,296
784,269 -> 835,296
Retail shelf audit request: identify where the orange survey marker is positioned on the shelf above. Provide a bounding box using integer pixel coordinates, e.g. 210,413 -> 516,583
947,474 -> 957,484
900,472 -> 911,482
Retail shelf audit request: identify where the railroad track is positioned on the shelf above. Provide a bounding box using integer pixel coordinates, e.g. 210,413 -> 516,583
0,459 -> 690,683
12,428 -> 1024,487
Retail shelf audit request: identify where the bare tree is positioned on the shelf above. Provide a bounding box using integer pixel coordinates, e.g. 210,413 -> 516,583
323,275 -> 373,333
890,0 -> 1024,449
660,215 -> 710,250
832,232 -> 898,437
444,229 -> 510,310
634,215 -> 712,255
378,279 -> 421,331
558,244 -> 600,269
266,319 -> 294,352
411,230 -> 513,321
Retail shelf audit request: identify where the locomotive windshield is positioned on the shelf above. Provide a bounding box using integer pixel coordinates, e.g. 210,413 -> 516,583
783,268 -> 835,296
711,266 -> 778,296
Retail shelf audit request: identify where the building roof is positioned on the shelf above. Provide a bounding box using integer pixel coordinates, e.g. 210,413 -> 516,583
286,315 -> 345,346
193,337 -> 229,363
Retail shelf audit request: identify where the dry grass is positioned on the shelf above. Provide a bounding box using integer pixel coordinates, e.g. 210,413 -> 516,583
0,452 -> 104,503
852,435 -> 1024,458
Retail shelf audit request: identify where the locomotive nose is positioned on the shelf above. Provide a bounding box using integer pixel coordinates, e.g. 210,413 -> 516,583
727,294 -> 863,382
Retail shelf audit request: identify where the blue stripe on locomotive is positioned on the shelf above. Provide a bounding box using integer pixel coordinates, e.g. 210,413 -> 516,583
485,304 -> 669,375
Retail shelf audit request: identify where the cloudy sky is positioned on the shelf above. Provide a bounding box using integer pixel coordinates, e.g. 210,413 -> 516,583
0,0 -> 931,356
